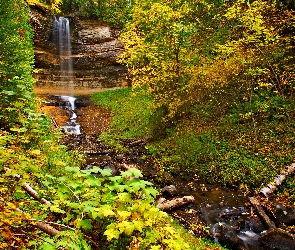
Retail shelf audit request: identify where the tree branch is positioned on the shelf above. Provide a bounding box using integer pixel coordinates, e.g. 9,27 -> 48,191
4,167 -> 51,205
259,163 -> 295,197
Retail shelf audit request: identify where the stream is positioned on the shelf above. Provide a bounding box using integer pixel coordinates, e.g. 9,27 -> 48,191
40,94 -> 281,250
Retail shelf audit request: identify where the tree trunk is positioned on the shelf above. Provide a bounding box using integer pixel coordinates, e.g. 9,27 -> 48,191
249,197 -> 276,229
260,163 -> 295,197
156,196 -> 195,211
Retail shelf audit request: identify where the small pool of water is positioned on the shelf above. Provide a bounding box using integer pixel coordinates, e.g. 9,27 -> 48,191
34,86 -> 122,96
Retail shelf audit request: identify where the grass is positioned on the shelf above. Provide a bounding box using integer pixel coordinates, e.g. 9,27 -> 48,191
91,87 -> 152,139
91,86 -> 295,205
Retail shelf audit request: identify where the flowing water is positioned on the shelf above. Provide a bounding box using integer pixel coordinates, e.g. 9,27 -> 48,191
53,16 -> 74,96
59,96 -> 81,135
52,17 -> 79,134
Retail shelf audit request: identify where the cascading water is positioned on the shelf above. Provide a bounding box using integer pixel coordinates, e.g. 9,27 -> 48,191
53,16 -> 74,93
60,96 -> 81,135
53,17 -> 80,134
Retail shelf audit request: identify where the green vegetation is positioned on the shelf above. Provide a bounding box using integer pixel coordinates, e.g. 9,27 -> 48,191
91,85 -> 295,202
92,88 -> 152,139
91,88 -> 153,152
93,0 -> 295,204
2,0 -> 295,249
0,0 -> 36,128
1,1 -> 223,249
59,0 -> 133,28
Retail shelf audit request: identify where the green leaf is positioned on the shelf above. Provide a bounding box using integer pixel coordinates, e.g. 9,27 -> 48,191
50,205 -> 66,214
126,180 -> 143,193
14,190 -> 25,199
104,224 -> 120,240
77,219 -> 93,231
42,181 -> 51,187
39,243 -> 56,250
83,205 -> 95,213
144,187 -> 159,198
92,209 -> 103,219
14,102 -> 24,108
122,168 -> 143,178
1,90 -> 15,96
68,202 -> 80,209
90,166 -> 102,174
108,182 -> 126,192
84,175 -> 102,187
57,176 -> 67,182
98,168 -> 112,177
117,192 -> 132,203
65,166 -> 79,173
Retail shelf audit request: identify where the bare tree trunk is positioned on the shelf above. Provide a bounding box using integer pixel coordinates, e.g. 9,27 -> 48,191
22,183 -> 52,205
260,163 -> 295,197
156,196 -> 195,211
15,208 -> 60,236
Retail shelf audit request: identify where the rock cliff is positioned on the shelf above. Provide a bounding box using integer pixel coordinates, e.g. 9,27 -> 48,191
30,6 -> 128,95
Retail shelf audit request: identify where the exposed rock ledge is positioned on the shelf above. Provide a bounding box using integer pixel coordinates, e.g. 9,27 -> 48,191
30,6 -> 128,93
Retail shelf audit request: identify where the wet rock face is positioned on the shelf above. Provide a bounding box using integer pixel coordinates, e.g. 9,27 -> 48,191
210,223 -> 245,250
273,204 -> 295,226
30,6 -> 128,91
259,228 -> 295,250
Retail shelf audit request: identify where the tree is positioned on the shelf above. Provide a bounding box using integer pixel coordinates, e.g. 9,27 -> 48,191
119,0 -> 230,121
0,0 -> 36,128
60,0 -> 133,27
119,0 -> 295,125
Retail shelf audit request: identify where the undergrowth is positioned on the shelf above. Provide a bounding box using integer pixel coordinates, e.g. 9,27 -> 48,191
1,94 -> 222,249
91,87 -> 153,150
92,86 -> 295,205
1,102 -> 224,249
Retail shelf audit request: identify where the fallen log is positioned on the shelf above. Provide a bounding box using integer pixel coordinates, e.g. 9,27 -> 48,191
156,196 -> 195,211
4,167 -> 51,205
34,221 -> 60,236
128,139 -> 145,147
260,163 -> 295,197
15,208 -> 60,236
4,168 -> 60,235
22,183 -> 52,206
249,197 -> 276,229
120,163 -> 138,170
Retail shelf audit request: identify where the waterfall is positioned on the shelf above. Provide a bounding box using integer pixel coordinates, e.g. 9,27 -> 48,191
53,18 -> 80,134
53,16 -> 74,95
60,96 -> 81,135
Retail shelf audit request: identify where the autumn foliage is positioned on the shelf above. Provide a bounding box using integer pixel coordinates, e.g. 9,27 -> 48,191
120,0 -> 295,122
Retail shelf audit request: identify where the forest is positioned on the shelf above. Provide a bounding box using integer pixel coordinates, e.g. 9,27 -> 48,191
1,0 -> 295,249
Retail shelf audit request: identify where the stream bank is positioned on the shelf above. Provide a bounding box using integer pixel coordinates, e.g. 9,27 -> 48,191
40,94 -> 295,250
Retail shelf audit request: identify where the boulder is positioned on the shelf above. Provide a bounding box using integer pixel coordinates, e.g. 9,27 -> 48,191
162,185 -> 178,197
210,222 -> 245,250
273,204 -> 295,226
259,228 -> 295,250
